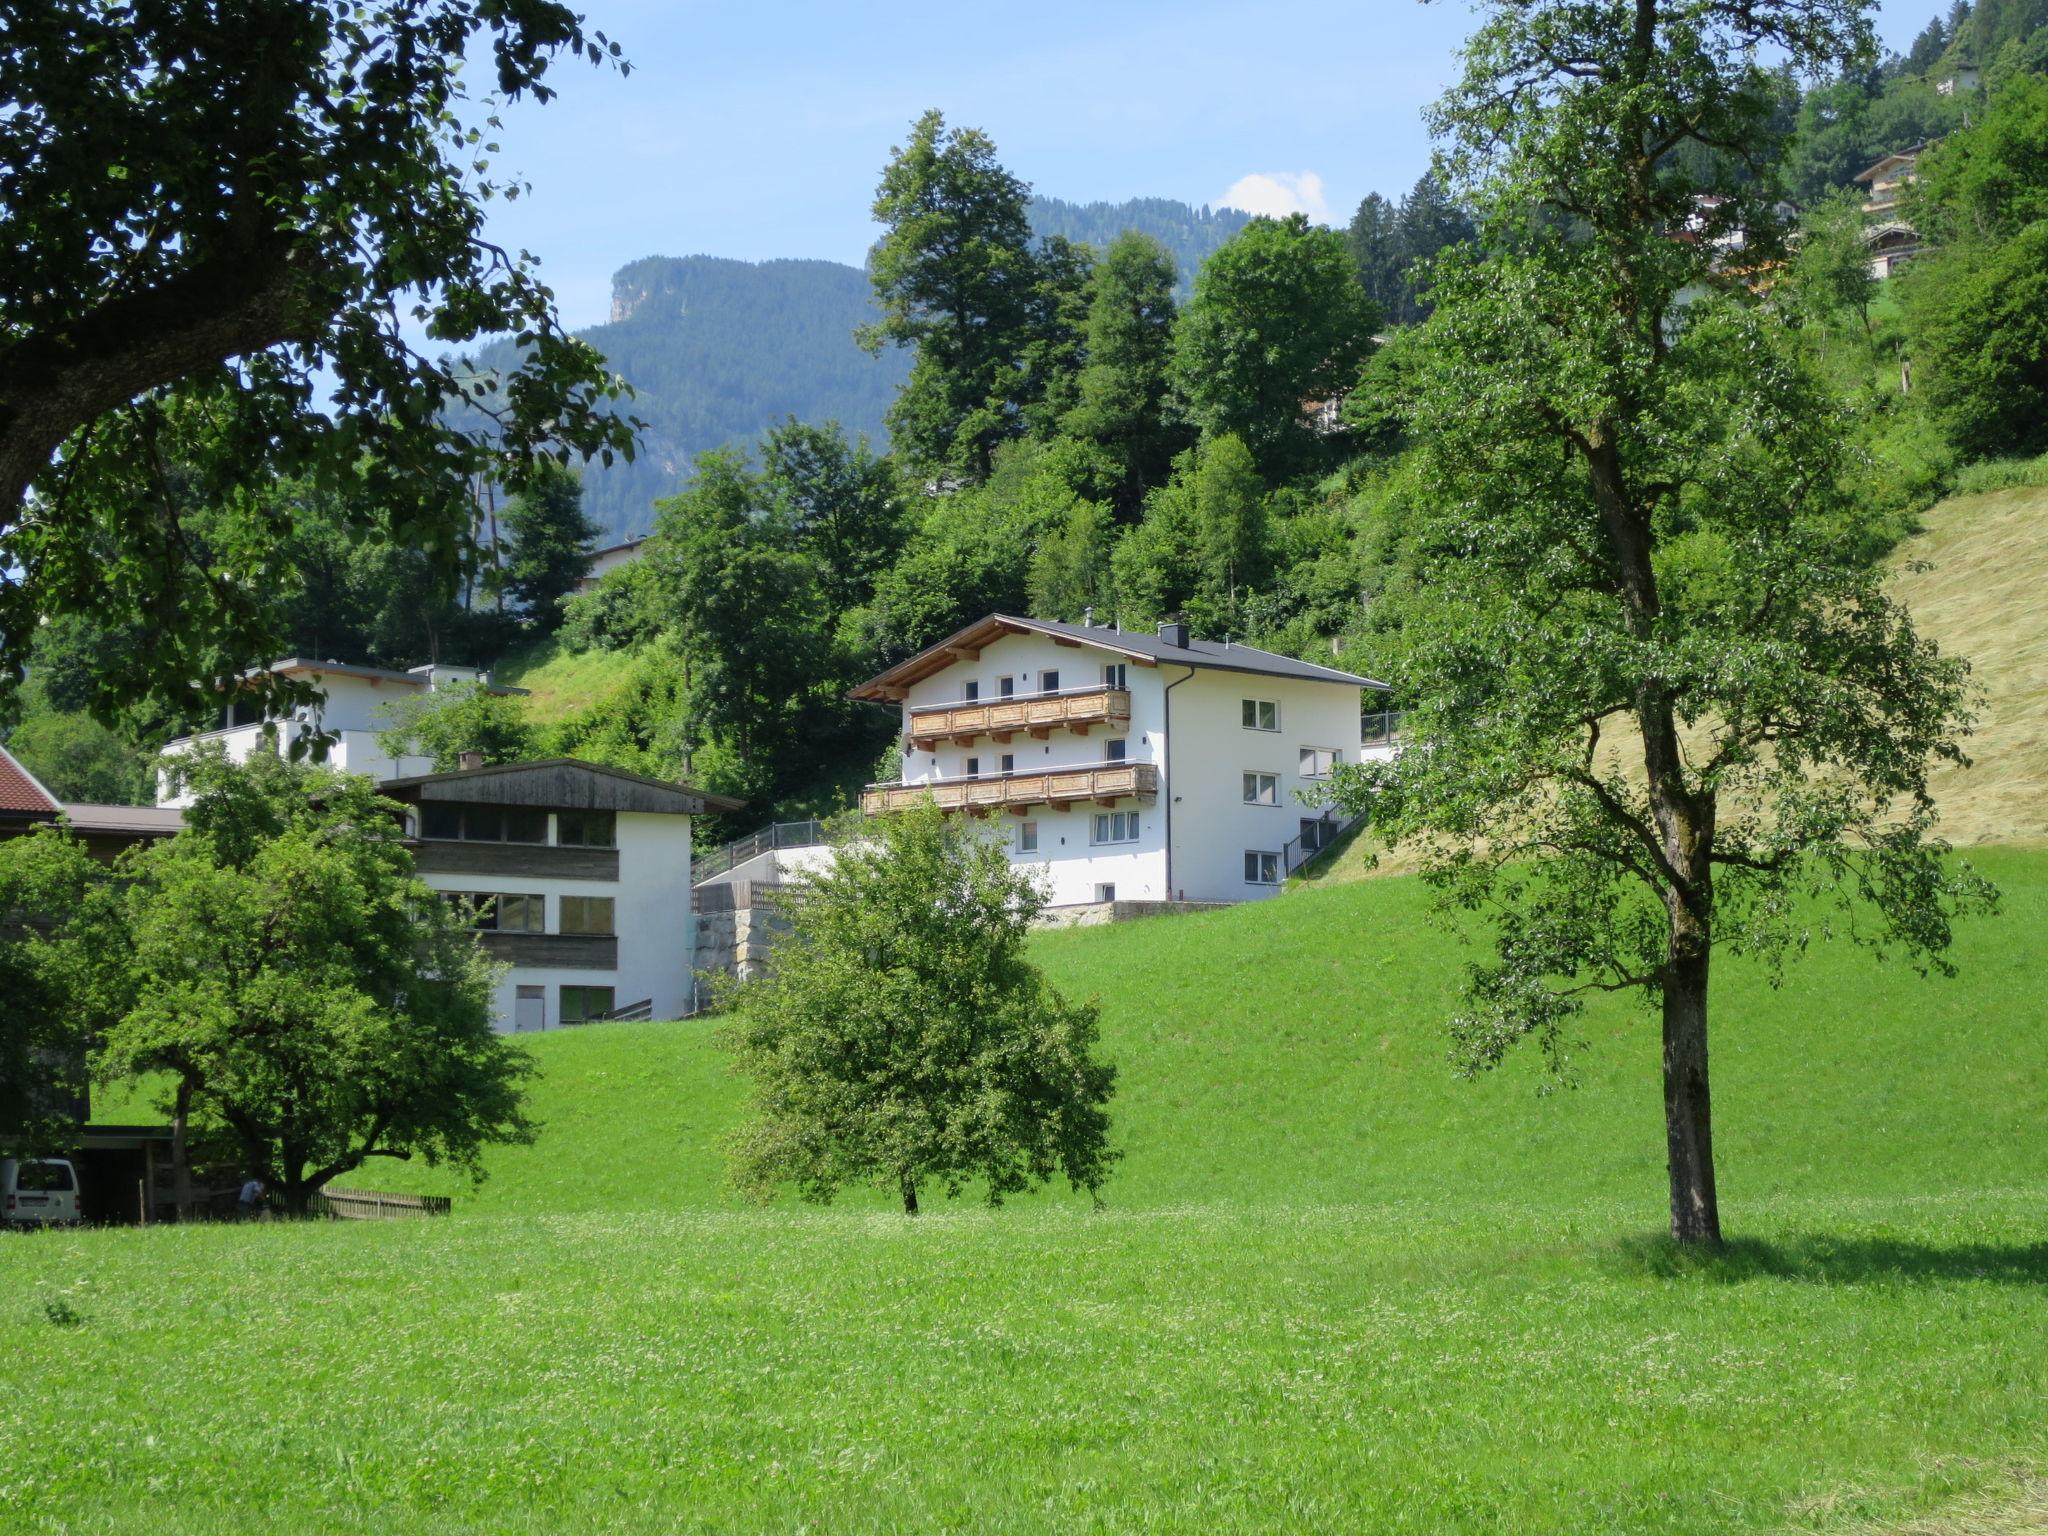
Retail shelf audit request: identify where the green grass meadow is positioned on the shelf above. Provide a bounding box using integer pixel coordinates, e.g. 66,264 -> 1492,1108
3,849 -> 2044,1534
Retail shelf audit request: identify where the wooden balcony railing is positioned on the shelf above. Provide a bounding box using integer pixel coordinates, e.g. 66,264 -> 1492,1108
862,761 -> 1159,817
906,687 -> 1130,749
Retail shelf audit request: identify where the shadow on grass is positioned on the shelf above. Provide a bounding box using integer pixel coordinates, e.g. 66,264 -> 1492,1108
1601,1232 -> 2048,1287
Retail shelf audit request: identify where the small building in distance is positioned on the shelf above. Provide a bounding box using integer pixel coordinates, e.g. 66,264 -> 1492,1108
1855,143 -> 1929,220
379,757 -> 742,1030
851,614 -> 1395,908
156,658 -> 523,807
0,742 -> 184,859
576,535 -> 650,594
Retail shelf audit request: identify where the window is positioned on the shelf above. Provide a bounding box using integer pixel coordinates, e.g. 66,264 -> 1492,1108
1242,699 -> 1280,732
557,810 -> 616,848
1244,850 -> 1281,885
963,680 -> 979,702
1299,746 -> 1340,779
16,1161 -> 74,1192
449,892 -> 546,932
1102,663 -> 1127,690
1040,669 -> 1060,695
1094,882 -> 1117,903
1018,820 -> 1039,853
1243,772 -> 1279,806
560,985 -> 615,1026
965,756 -> 981,778
419,804 -> 546,843
1092,811 -> 1139,845
999,676 -> 1016,698
559,896 -> 616,935
999,753 -> 1015,774
1105,738 -> 1128,762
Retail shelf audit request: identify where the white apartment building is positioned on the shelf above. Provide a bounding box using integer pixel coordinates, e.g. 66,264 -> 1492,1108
156,658 -> 521,807
379,759 -> 739,1030
852,615 -> 1392,907
154,659 -> 741,1031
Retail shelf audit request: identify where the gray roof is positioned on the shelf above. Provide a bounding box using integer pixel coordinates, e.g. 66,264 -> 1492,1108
378,757 -> 744,815
61,804 -> 186,837
1014,615 -> 1389,688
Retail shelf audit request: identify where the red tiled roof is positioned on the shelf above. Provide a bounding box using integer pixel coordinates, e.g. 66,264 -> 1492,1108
0,743 -> 61,816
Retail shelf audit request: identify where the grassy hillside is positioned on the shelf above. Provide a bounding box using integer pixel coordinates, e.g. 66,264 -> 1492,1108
1308,482 -> 2048,887
494,636 -> 644,728
8,853 -> 2042,1534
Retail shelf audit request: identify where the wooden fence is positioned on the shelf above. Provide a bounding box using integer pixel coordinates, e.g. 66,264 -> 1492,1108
314,1187 -> 452,1220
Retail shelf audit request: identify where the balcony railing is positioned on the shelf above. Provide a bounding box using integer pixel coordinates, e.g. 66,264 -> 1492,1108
907,686 -> 1131,748
863,760 -> 1158,816
1361,709 -> 1413,748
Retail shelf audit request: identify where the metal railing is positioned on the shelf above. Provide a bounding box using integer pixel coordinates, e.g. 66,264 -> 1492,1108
1361,709 -> 1413,747
692,819 -> 832,887
1282,806 -> 1364,879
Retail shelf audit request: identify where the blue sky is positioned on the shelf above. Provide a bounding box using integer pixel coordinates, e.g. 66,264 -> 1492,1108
478,0 -> 1939,331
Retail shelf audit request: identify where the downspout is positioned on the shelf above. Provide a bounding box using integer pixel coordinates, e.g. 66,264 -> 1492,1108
1161,664 -> 1196,900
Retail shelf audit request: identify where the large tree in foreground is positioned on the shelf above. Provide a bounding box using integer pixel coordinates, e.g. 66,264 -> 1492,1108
0,1 -> 636,723
1336,0 -> 1994,1246
721,805 -> 1117,1215
98,750 -> 534,1214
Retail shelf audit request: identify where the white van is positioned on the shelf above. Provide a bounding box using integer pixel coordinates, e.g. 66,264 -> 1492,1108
1,1158 -> 82,1227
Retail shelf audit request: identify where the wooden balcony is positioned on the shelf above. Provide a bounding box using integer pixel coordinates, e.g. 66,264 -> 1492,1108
906,687 -> 1130,749
863,761 -> 1158,817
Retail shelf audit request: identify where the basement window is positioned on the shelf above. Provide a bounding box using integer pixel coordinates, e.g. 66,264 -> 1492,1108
1244,851 -> 1281,885
560,986 -> 615,1026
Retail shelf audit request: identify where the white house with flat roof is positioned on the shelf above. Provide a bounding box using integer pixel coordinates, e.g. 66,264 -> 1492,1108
851,615 -> 1393,907
156,658 -> 524,808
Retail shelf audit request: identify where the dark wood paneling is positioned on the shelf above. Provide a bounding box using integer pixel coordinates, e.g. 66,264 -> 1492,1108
398,762 -> 705,814
478,932 -> 618,970
413,842 -> 619,881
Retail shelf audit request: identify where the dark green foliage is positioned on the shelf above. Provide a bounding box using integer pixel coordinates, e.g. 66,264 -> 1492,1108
1902,74 -> 2048,457
861,112 -> 1048,483
1027,196 -> 1252,300
499,461 -> 600,631
761,420 -> 907,614
4,707 -> 150,804
0,828 -> 109,1142
0,0 -> 634,727
1171,215 -> 1379,479
1062,233 -> 1189,517
1345,192 -> 1406,318
720,803 -> 1116,1214
1390,174 -> 1478,324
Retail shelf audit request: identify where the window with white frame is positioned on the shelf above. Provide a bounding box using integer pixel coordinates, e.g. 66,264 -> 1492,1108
964,755 -> 980,778
1299,746 -> 1340,778
1105,738 -> 1127,762
999,752 -> 1015,774
1094,882 -> 1117,902
1243,771 -> 1279,805
963,680 -> 979,702
1244,850 -> 1281,885
1242,698 -> 1280,731
1018,820 -> 1039,853
1102,662 -> 1127,690
998,676 -> 1016,698
1040,669 -> 1060,694
1092,811 -> 1139,845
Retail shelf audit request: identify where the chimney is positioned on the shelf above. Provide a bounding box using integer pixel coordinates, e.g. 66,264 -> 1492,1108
458,750 -> 484,771
1082,606 -> 1094,628
1158,619 -> 1189,649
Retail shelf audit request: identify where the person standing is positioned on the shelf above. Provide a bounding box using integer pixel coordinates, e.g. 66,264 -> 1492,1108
237,1176 -> 267,1221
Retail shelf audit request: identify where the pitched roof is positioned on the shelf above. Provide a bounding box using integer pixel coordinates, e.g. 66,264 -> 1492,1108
59,804 -> 186,838
0,743 -> 61,818
378,756 -> 745,815
849,614 -> 1389,700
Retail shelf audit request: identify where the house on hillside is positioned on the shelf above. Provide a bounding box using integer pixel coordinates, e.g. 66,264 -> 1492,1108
380,758 -> 742,1030
576,535 -> 649,594
156,658 -> 524,808
850,614 -> 1395,908
1856,144 -> 1929,220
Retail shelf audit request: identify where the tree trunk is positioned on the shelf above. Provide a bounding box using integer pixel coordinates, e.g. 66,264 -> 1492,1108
1661,944 -> 1721,1246
901,1174 -> 920,1216
171,1077 -> 196,1222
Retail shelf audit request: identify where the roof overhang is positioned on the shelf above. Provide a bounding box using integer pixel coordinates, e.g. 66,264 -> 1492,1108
851,616 -> 1169,702
377,757 -> 744,816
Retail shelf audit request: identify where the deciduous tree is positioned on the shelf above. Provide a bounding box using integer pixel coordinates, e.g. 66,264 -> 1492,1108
1063,232 -> 1188,517
721,803 -> 1116,1215
1336,0 -> 1994,1247
0,1 -> 636,723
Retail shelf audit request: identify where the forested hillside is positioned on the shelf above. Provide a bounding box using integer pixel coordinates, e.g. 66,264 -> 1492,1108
1028,196 -> 1252,298
472,256 -> 908,541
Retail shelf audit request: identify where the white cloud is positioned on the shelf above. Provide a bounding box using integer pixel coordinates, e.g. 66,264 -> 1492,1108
1216,170 -> 1333,224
